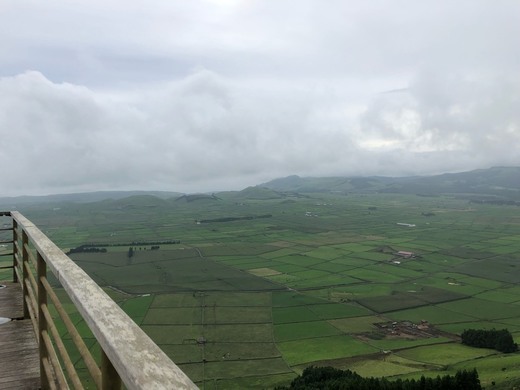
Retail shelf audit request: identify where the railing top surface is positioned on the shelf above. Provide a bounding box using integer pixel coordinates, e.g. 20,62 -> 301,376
10,211 -> 198,390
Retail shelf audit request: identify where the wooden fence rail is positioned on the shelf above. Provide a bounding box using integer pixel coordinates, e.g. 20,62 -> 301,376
2,211 -> 198,390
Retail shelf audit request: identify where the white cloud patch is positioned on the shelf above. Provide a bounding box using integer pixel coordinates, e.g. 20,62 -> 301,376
0,70 -> 357,194
0,1 -> 519,195
358,72 -> 520,173
1,68 -> 519,196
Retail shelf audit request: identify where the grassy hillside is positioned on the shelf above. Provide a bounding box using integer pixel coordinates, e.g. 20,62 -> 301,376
261,167 -> 520,199
0,190 -> 182,206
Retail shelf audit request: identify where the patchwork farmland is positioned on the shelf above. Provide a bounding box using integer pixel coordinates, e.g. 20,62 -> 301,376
3,190 -> 520,388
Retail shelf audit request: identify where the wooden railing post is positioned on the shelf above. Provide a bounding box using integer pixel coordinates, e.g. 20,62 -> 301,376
21,229 -> 30,319
101,350 -> 122,389
37,252 -> 49,388
12,218 -> 18,284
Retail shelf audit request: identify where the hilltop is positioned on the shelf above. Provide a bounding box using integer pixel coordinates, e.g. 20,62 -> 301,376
0,190 -> 182,207
260,167 -> 520,200
1,167 -> 519,208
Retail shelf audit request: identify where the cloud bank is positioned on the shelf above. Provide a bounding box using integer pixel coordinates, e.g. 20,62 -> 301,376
0,1 -> 519,195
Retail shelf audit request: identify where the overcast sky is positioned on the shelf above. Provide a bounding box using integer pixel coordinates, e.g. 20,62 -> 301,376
1,0 -> 519,196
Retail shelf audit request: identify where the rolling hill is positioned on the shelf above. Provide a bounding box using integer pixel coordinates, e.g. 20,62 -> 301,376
260,167 -> 520,199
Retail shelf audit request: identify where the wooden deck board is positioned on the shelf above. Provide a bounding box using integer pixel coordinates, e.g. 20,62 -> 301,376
0,282 -> 40,389
0,282 -> 23,318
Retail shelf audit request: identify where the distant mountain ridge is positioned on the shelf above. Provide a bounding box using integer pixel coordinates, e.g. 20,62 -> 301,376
260,167 -> 520,199
1,167 -> 519,207
0,190 -> 182,206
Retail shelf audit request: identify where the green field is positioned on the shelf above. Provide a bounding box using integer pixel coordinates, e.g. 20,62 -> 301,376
5,190 -> 520,389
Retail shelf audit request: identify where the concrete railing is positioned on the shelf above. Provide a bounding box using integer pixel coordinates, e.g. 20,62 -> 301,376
3,211 -> 198,389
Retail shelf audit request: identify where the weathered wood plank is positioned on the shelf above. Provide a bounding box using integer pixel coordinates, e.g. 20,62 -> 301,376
0,282 -> 40,389
0,282 -> 23,318
0,378 -> 41,390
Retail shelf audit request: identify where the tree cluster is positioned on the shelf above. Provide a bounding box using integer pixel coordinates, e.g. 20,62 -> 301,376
277,366 -> 482,390
67,246 -> 107,254
198,214 -> 272,223
67,239 -> 180,253
461,328 -> 518,353
470,199 -> 520,206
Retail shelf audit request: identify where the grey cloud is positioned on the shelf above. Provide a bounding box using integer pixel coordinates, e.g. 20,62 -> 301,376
2,66 -> 520,196
0,1 -> 519,195
360,71 -> 520,173
0,70 -> 357,194
3,1 -> 519,84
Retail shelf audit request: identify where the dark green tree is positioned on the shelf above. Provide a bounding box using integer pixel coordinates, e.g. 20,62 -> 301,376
461,328 -> 517,353
276,366 -> 482,390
